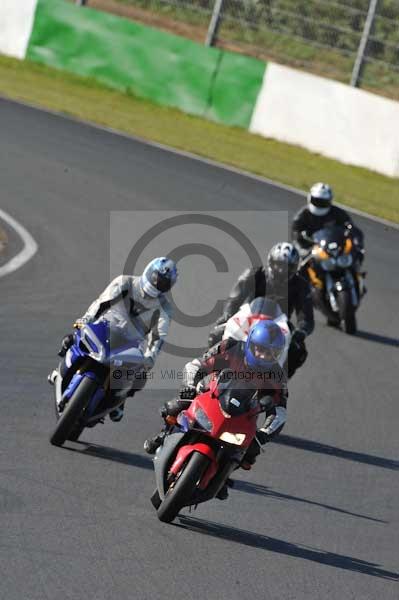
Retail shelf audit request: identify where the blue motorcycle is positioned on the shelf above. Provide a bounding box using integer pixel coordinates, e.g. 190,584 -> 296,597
49,319 -> 145,446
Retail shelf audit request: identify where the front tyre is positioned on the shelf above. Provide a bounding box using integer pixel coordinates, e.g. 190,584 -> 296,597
337,290 -> 357,335
157,452 -> 210,524
50,377 -> 98,447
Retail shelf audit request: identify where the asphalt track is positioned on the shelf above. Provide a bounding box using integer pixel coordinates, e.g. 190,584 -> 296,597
1,97 -> 398,600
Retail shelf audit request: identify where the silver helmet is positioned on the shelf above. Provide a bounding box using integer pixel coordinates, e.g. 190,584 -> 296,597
307,182 -> 333,216
267,242 -> 300,283
140,257 -> 178,298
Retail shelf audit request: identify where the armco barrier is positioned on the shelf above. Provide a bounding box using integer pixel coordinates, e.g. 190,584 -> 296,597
26,0 -> 265,129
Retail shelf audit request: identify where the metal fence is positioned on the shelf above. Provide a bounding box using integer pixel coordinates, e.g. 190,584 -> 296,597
78,1 -> 399,96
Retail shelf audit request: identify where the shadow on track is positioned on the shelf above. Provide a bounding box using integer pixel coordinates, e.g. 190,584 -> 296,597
64,442 -> 153,470
356,330 -> 399,348
274,435 -> 399,471
177,517 -> 399,581
233,480 -> 386,523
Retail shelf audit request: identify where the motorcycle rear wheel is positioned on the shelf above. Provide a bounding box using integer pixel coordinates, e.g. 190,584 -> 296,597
50,377 -> 97,447
157,452 -> 209,524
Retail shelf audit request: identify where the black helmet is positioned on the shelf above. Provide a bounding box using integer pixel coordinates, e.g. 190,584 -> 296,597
267,242 -> 299,283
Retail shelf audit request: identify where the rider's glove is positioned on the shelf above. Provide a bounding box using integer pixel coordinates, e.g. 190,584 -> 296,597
179,385 -> 196,400
344,221 -> 353,232
256,428 -> 272,445
195,379 -> 209,395
161,398 -> 192,420
73,318 -> 87,329
292,329 -> 306,344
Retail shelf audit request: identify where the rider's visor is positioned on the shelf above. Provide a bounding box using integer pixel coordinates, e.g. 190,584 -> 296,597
250,342 -> 282,362
311,196 -> 330,208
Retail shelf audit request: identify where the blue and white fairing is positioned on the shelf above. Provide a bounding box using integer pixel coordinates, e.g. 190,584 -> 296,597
60,319 -> 145,416
65,319 -> 145,370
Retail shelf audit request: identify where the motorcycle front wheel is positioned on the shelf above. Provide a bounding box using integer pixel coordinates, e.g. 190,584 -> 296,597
337,289 -> 357,335
50,377 -> 98,447
157,451 -> 210,524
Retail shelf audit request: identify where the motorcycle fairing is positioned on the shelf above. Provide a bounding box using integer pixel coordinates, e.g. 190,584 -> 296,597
153,431 -> 185,500
77,322 -> 144,365
186,392 -> 257,447
56,320 -> 144,425
62,370 -> 97,401
169,443 -> 217,481
166,388 -> 257,495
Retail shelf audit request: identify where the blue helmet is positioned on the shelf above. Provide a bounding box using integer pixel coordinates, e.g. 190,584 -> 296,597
140,257 -> 178,297
244,320 -> 285,370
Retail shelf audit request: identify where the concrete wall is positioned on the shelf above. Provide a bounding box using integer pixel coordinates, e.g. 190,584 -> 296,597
250,63 -> 399,178
0,0 -> 38,59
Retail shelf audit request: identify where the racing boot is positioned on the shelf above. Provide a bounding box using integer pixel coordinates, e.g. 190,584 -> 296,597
327,315 -> 341,328
216,478 -> 234,500
47,369 -> 58,386
109,403 -> 125,422
58,333 -> 74,357
357,272 -> 367,297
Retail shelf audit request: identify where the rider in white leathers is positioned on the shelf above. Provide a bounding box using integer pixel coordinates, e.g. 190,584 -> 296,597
50,257 -> 178,422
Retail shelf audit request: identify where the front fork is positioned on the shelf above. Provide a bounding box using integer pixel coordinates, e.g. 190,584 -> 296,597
325,270 -> 358,312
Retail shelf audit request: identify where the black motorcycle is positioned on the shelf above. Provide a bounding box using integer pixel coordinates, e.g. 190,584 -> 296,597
302,225 -> 364,334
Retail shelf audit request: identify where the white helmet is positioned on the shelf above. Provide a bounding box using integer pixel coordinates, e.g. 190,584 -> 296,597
307,182 -> 333,216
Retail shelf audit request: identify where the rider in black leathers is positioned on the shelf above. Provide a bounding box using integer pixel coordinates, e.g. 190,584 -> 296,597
292,182 -> 365,268
292,183 -> 366,316
208,242 -> 314,379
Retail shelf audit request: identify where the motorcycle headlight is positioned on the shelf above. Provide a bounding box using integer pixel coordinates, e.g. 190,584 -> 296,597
312,246 -> 329,260
81,328 -> 106,362
320,257 -> 336,271
337,254 -> 353,268
194,407 -> 213,432
219,432 -> 246,446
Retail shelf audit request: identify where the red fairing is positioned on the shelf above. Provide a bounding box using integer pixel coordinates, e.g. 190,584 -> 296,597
168,380 -> 261,495
169,443 -> 217,484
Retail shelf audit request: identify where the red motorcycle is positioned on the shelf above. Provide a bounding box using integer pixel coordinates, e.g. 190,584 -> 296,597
150,370 -> 266,523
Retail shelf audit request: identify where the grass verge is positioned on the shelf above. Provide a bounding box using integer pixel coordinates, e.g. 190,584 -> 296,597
0,54 -> 398,223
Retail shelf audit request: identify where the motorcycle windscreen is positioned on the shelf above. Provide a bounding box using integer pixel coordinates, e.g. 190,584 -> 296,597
192,375 -> 258,443
80,320 -> 110,361
313,225 -> 346,252
217,374 -> 257,417
87,318 -> 144,364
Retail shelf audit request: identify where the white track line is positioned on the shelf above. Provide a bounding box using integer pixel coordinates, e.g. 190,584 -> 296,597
0,208 -> 38,278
